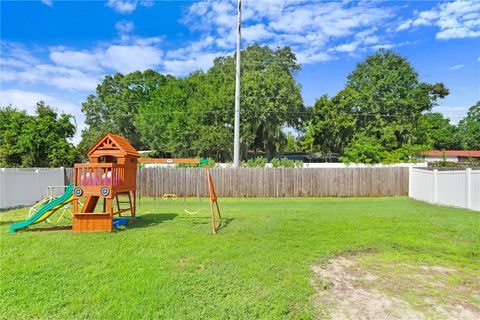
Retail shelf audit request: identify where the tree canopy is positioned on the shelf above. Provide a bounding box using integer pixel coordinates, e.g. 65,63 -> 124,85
0,102 -> 77,167
82,45 -> 304,160
302,50 -> 454,163
459,101 -> 480,149
3,48 -> 477,168
79,70 -> 165,153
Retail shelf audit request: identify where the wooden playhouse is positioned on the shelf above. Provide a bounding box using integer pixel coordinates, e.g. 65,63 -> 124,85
72,133 -> 140,232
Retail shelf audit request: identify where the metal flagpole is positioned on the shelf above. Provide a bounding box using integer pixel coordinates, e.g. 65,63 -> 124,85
233,0 -> 242,167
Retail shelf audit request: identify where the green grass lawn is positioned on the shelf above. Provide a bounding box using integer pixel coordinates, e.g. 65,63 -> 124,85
0,197 -> 479,319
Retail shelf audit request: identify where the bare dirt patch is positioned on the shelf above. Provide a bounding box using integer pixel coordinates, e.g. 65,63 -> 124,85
311,253 -> 480,320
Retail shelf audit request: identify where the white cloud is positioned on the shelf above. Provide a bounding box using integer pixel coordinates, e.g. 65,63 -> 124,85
106,0 -> 153,14
182,1 -> 394,65
448,64 -> 464,71
296,51 -> 331,64
133,36 -> 163,46
41,0 -> 53,7
50,50 -> 102,72
2,33 -> 164,90
1,42 -> 100,91
412,10 -> 438,27
0,42 -> 39,65
1,57 -> 32,69
49,44 -> 163,79
243,24 -> 274,42
371,43 -> 395,50
1,89 -> 78,115
436,27 -> 480,39
401,0 -> 480,40
334,41 -> 360,53
115,20 -> 135,41
13,64 -> 100,90
166,36 -> 215,60
100,45 -> 162,73
163,52 -> 227,77
396,19 -> 413,31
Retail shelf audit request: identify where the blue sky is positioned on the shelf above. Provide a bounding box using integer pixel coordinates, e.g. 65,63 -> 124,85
1,0 -> 479,144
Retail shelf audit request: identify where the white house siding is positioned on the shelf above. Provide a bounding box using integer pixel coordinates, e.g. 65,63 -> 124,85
422,155 -> 459,162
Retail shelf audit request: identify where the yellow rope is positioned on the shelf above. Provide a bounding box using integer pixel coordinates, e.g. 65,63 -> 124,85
183,209 -> 200,215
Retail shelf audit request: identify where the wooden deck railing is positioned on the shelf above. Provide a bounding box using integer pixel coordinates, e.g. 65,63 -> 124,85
74,163 -> 124,187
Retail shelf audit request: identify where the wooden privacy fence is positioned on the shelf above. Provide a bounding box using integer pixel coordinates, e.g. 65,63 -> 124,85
66,167 -> 408,197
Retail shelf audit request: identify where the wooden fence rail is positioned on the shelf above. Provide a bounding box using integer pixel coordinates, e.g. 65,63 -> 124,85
65,167 -> 408,197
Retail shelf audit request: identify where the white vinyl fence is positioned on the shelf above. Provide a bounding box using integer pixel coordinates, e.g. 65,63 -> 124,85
409,168 -> 480,211
0,168 -> 65,209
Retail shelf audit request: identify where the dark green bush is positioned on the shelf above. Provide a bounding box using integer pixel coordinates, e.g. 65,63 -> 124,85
241,157 -> 267,168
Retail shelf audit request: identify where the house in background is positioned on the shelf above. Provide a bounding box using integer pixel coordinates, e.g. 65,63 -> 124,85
417,150 -> 480,163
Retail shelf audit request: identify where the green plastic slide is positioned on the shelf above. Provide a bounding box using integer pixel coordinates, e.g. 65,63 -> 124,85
10,183 -> 74,233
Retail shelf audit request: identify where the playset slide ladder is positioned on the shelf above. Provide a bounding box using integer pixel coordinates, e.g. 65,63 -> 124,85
9,184 -> 74,233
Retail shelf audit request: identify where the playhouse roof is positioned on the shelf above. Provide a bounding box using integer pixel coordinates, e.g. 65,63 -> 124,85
87,133 -> 140,157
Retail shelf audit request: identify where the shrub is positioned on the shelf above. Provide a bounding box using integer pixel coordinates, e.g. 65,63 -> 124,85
241,157 -> 267,167
294,160 -> 304,168
341,140 -> 384,164
431,161 -> 457,168
270,157 -> 302,168
178,157 -> 216,168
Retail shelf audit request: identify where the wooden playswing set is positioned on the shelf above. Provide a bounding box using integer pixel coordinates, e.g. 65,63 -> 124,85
72,133 -> 222,234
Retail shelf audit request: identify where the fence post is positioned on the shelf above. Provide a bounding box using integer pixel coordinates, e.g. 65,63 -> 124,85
465,168 -> 472,210
0,168 -> 5,209
60,166 -> 65,186
433,169 -> 438,204
35,169 -> 42,199
408,166 -> 412,197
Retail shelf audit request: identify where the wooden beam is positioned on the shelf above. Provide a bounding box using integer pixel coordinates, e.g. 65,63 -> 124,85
138,158 -> 201,164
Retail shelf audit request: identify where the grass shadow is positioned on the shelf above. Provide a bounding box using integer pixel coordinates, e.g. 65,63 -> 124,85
171,215 -> 234,232
0,205 -> 28,213
217,217 -> 234,232
0,220 -> 23,226
127,213 -> 178,230
24,226 -> 72,232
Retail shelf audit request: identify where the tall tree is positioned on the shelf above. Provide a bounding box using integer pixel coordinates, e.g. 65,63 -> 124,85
0,102 -> 77,167
418,112 -> 462,150
0,106 -> 31,166
135,75 -> 197,157
305,50 -> 449,162
135,45 -> 304,160
459,101 -> 480,149
80,70 -> 166,153
302,93 -> 356,154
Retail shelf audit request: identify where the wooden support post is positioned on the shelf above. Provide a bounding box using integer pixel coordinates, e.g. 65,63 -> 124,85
131,190 -> 137,218
215,200 -> 222,220
206,168 -> 222,234
106,198 -> 113,217
210,199 -> 217,235
116,194 -> 121,216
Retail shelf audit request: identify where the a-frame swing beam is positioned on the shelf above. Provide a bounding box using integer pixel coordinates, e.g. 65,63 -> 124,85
138,158 -> 204,164
138,157 -> 221,234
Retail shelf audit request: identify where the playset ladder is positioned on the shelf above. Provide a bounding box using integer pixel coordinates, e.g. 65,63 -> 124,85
115,191 -> 136,217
